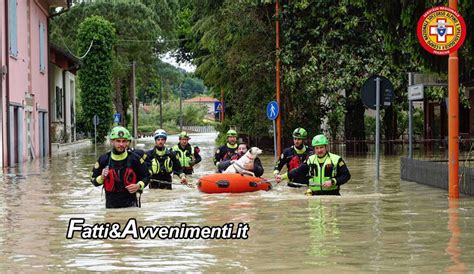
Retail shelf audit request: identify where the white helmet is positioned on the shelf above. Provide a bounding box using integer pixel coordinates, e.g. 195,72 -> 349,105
153,129 -> 167,140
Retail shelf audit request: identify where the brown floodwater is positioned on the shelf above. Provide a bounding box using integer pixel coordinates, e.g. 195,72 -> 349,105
0,133 -> 473,272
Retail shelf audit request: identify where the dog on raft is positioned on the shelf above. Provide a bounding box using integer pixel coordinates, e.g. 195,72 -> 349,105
223,147 -> 262,177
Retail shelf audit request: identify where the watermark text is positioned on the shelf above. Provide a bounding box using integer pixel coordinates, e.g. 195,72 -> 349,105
66,218 -> 249,240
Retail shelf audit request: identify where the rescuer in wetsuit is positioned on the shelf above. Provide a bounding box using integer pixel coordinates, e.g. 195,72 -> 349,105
273,128 -> 312,187
145,129 -> 187,189
276,134 -> 351,195
91,126 -> 150,208
214,129 -> 239,172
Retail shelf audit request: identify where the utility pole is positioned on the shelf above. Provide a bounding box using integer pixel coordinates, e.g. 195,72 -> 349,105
132,61 -> 138,138
159,76 -> 163,129
179,83 -> 183,131
275,0 -> 282,156
220,87 -> 224,124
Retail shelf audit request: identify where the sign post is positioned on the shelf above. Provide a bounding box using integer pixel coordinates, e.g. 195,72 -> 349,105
92,114 -> 100,155
267,101 -> 279,161
361,75 -> 394,180
375,77 -> 381,180
407,84 -> 424,158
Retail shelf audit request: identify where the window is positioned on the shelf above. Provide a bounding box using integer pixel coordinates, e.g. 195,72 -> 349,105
56,86 -> 63,120
39,22 -> 46,72
8,0 -> 18,57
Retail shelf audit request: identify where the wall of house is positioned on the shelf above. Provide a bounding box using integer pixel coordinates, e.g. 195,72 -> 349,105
49,64 -> 76,144
0,0 -> 5,167
31,2 -> 49,112
5,0 -> 49,165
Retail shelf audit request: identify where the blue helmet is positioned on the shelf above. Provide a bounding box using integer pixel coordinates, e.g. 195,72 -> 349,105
153,129 -> 167,140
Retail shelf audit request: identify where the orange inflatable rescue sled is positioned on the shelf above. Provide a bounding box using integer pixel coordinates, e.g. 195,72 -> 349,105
197,173 -> 272,194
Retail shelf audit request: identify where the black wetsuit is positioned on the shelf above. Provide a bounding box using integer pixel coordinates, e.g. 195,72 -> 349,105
91,150 -> 149,208
213,143 -> 238,169
274,145 -> 312,187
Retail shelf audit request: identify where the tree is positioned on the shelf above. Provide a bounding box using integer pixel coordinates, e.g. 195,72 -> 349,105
176,0 -> 474,152
181,1 -> 276,139
51,1 -> 175,127
77,16 -> 116,142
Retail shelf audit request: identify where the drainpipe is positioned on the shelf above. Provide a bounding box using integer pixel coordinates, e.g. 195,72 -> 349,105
63,69 -> 66,142
0,0 -> 3,167
5,0 -> 11,165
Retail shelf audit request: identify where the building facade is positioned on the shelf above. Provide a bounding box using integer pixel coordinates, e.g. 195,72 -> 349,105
183,96 -> 220,121
1,0 -> 70,167
49,44 -> 80,144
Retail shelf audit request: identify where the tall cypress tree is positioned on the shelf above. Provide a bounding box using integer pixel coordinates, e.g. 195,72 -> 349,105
77,16 -> 116,142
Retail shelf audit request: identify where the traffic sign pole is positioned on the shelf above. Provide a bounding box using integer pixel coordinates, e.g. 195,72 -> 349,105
221,88 -> 225,124
375,77 -> 381,180
275,0 -> 281,156
273,120 -> 277,161
267,101 -> 279,161
94,121 -> 97,155
92,114 -> 99,155
448,0 -> 459,199
361,75 -> 394,181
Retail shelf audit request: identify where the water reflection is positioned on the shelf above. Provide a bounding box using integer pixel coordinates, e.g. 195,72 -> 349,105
307,198 -> 341,260
0,133 -> 473,272
445,199 -> 467,273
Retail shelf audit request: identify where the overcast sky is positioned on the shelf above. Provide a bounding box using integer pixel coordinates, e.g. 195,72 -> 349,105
161,52 -> 196,73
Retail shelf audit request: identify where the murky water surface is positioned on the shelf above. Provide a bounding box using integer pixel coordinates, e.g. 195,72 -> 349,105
1,133 -> 473,272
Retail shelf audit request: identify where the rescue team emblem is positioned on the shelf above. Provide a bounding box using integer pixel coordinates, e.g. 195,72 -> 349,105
417,6 -> 466,55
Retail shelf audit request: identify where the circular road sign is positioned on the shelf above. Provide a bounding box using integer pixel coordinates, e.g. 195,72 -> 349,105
361,76 -> 395,110
266,101 -> 279,120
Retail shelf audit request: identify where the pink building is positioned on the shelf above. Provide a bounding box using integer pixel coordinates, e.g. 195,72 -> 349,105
1,0 -> 70,167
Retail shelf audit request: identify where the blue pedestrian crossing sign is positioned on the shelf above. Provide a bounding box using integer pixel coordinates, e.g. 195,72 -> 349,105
266,101 -> 279,120
214,101 -> 224,112
113,113 -> 121,124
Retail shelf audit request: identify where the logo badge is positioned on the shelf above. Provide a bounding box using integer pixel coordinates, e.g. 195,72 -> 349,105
417,6 -> 466,55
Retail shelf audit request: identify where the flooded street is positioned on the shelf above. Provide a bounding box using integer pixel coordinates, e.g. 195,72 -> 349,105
1,133 -> 473,272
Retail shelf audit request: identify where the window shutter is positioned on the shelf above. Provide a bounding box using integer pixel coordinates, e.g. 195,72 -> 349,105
8,0 -> 18,57
39,22 -> 46,72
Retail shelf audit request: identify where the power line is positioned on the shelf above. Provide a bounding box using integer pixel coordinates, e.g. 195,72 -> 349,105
59,34 -> 94,60
116,38 -> 191,43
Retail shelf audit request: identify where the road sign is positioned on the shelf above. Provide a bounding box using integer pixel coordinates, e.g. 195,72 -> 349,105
408,84 -> 424,100
361,75 -> 395,110
114,113 -> 121,124
266,101 -> 279,120
214,101 -> 223,112
92,115 -> 100,126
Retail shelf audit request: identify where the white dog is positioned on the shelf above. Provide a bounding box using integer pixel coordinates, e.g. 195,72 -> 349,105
223,147 -> 262,176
